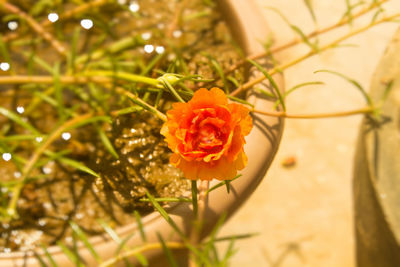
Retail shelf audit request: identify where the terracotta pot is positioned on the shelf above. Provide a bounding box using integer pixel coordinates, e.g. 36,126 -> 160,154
0,0 -> 284,266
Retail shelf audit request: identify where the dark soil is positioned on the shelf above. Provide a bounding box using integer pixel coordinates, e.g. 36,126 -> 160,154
0,0 -> 244,253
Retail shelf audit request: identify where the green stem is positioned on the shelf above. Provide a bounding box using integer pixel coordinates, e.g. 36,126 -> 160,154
191,180 -> 198,219
252,106 -> 374,119
139,197 -> 191,203
159,77 -> 186,103
189,180 -> 209,267
113,86 -> 167,122
83,70 -> 162,88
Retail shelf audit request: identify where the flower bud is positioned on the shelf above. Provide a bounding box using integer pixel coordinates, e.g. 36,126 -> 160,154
157,73 -> 180,85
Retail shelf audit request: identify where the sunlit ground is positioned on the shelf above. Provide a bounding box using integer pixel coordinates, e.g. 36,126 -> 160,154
217,0 -> 400,266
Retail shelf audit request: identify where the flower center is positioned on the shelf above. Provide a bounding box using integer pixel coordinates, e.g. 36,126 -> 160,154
196,124 -> 223,150
179,107 -> 230,158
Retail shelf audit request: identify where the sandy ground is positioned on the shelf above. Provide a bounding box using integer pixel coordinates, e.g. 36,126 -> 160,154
217,1 -> 400,266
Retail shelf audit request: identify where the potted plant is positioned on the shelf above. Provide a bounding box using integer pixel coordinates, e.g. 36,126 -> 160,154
0,0 -> 398,266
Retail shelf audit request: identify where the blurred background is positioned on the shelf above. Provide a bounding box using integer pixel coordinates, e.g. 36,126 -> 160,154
217,0 -> 400,266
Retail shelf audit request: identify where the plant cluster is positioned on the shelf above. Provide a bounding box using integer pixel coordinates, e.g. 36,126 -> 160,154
0,0 -> 398,266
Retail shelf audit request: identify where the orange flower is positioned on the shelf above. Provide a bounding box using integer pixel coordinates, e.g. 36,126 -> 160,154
161,87 -> 252,180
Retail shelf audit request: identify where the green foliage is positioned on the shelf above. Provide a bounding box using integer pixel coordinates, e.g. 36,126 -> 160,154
314,69 -> 373,106
0,107 -> 41,135
247,59 -> 286,111
206,175 -> 241,195
96,126 -> 119,159
69,222 -> 101,262
264,6 -> 320,53
134,210 -> 147,243
303,0 -> 317,22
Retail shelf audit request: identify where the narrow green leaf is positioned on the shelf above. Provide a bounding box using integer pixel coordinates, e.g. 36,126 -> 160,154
0,140 -> 25,169
134,210 -> 147,243
139,197 -> 191,203
285,81 -> 325,96
22,52 -> 53,74
33,92 -> 76,117
114,106 -> 143,116
56,241 -> 84,267
379,80 -> 394,103
141,53 -> 164,76
167,59 -> 177,73
371,7 -> 384,23
57,157 -> 100,178
26,87 -> 54,115
247,59 -> 286,111
177,55 -> 190,75
303,0 -> 317,22
290,25 -> 319,52
145,192 -> 185,239
109,231 -> 146,267
99,220 -> 136,267
154,90 -> 164,109
142,91 -> 151,103
34,91 -> 58,107
69,222 -> 100,262
0,134 -> 41,142
184,10 -> 211,21
206,213 -> 227,244
264,6 -> 291,26
206,175 -> 241,195
203,213 -> 227,264
272,81 -> 324,109
213,233 -> 258,242
98,220 -> 122,244
68,27 -> 81,71
0,107 -> 40,135
88,83 -> 107,111
340,1 -> 364,25
159,77 -> 185,103
256,88 -> 275,98
227,76 -> 240,87
132,252 -> 149,266
344,0 -> 354,25
0,36 -> 12,67
53,62 -> 66,120
157,233 -> 178,267
126,95 -> 164,119
210,58 -> 229,93
314,69 -> 373,106
227,95 -> 254,107
40,244 -> 58,267
64,116 -> 112,131
42,149 -> 71,162
264,6 -> 318,52
33,250 -> 48,267
97,127 -> 119,159
116,232 -> 135,255
30,0 -> 53,16
221,238 -> 237,266
225,180 -> 231,194
178,75 -> 214,83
